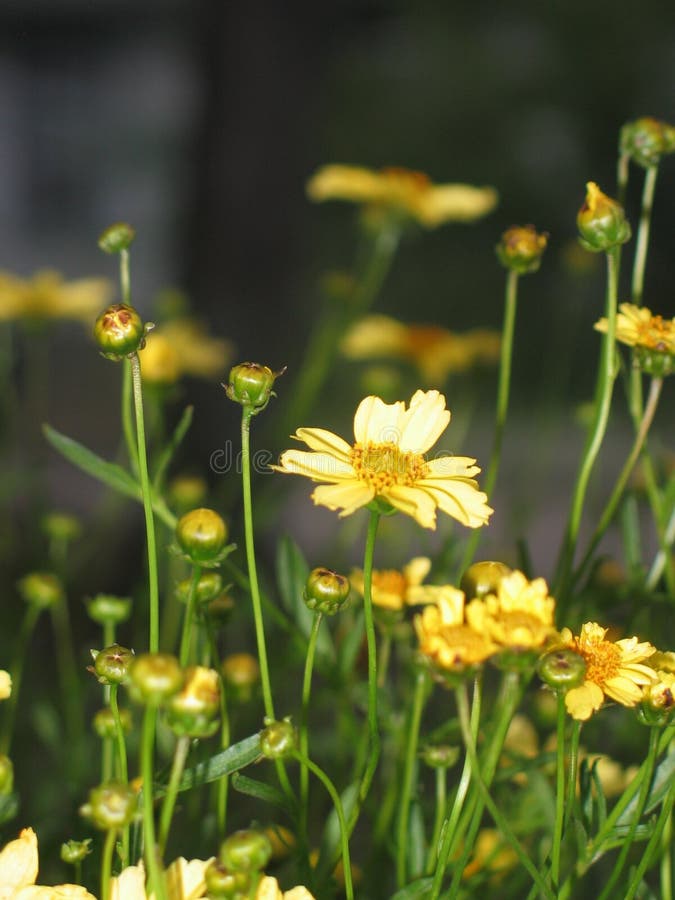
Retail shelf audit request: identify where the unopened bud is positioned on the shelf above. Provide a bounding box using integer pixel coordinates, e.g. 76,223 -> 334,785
204,861 -> 250,898
167,474 -> 209,514
82,781 -> 137,830
92,707 -> 132,740
260,717 -> 297,760
175,508 -> 228,565
496,225 -> 548,274
420,744 -> 460,769
221,654 -> 260,704
94,303 -> 147,359
17,572 -> 63,609
460,561 -> 511,600
41,512 -> 82,544
620,117 -> 675,169
537,648 -> 587,690
219,829 -> 272,873
60,839 -> 92,865
176,572 -> 224,606
167,666 -> 220,738
224,362 -> 285,412
98,222 -> 136,255
304,567 -> 350,615
129,653 -> 184,706
93,644 -> 134,686
633,345 -> 675,378
577,182 -> 631,253
86,595 -> 132,627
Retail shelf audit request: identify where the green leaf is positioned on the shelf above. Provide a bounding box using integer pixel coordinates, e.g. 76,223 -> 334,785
408,799 -> 427,880
155,734 -> 261,797
617,749 -> 675,825
152,405 -> 193,490
231,772 -> 290,811
390,878 -> 433,899
0,793 -> 18,826
44,424 -> 140,500
316,781 -> 359,878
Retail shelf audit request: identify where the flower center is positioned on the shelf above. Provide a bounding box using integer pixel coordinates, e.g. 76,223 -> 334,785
350,441 -> 428,491
636,315 -> 673,351
578,639 -> 622,684
372,569 -> 408,599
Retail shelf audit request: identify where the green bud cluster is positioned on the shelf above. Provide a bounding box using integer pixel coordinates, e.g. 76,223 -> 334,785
633,345 -> 674,379
98,222 -> 136,254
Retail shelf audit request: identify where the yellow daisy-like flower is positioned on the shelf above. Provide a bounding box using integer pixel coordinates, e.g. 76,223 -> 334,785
109,857 -> 214,899
255,876 -> 315,900
350,556 -> 431,611
341,314 -> 501,385
0,270 -> 113,323
307,165 -> 498,228
462,828 -> 518,882
560,622 -> 657,720
274,390 -> 493,530
0,671 -> 11,701
140,319 -> 232,386
414,587 -> 496,670
465,570 -> 556,650
0,827 -> 96,900
594,303 -> 675,353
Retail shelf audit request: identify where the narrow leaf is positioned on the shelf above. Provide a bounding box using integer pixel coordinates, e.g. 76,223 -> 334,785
44,424 -> 140,500
156,734 -> 261,796
231,772 -> 289,810
152,405 -> 193,490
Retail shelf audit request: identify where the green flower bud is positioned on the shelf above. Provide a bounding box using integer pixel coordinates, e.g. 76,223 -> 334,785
633,346 -> 675,378
167,474 -> 209,514
98,222 -> 136,254
82,781 -> 137,830
41,512 -> 82,544
176,572 -> 224,606
460,561 -> 512,600
304,567 -> 350,615
620,117 -> 675,169
204,861 -> 250,898
94,303 -> 147,359
93,644 -> 135,685
495,225 -> 548,274
221,654 -> 260,704
17,572 -> 64,609
420,744 -> 460,770
219,829 -> 272,873
577,182 -> 631,253
259,717 -> 297,760
92,706 -> 132,739
175,508 -> 228,565
537,648 -> 587,690
129,653 -> 184,706
224,362 -> 285,412
60,839 -> 92,865
166,666 -> 221,738
86,594 -> 132,627
206,594 -> 236,624
0,756 -> 14,794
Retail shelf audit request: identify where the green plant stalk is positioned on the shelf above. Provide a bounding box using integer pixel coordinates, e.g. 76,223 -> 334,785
625,776 -> 675,900
573,375 -> 663,587
50,593 -> 85,774
396,669 -> 429,888
554,247 -> 620,607
564,720 -> 582,827
426,765 -> 447,875
299,612 -> 323,848
203,619 -> 230,838
377,632 -> 392,688
108,683 -> 130,864
647,500 -> 675,590
457,268 -> 519,577
293,750 -> 354,900
141,705 -> 167,900
158,734 -> 191,854
121,359 -> 138,476
100,827 -> 117,900
616,151 -> 630,207
661,803 -> 673,900
550,691 -> 567,888
130,352 -> 160,653
179,565 -> 202,667
0,603 -> 41,755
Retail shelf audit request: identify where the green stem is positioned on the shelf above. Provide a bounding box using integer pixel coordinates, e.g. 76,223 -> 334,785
299,612 -> 323,847
647,500 -> 675,590
130,352 -> 160,653
554,247 -> 620,609
109,683 -> 130,865
564,720 -> 582,827
0,603 -> 41,755
396,669 -> 429,888
100,827 -> 117,900
426,766 -> 447,875
204,619 -> 230,839
550,691 -> 567,889
121,359 -> 138,475
662,803 -> 673,900
158,735 -> 191,854
625,777 -> 675,900
140,705 -> 167,900
631,164 -> 658,308
457,268 -> 519,577
179,565 -> 202,667
50,592 -> 84,774
616,151 -> 630,207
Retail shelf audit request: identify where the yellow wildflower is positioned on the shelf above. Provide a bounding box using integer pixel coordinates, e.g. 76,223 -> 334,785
462,828 -> 518,882
256,876 -> 315,900
0,270 -> 112,323
594,302 -> 675,353
274,390 -> 493,530
341,314 -> 501,385
350,556 -> 431,611
643,670 -> 675,712
109,857 -> 213,899
414,587 -> 496,670
0,671 -> 10,701
0,827 -> 95,899
140,319 -> 232,385
465,570 -> 556,650
307,164 -> 497,227
560,622 -> 657,720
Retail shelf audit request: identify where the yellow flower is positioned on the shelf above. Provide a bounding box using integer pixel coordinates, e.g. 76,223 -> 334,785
255,876 -> 315,900
0,270 -> 113,323
140,319 -> 232,385
0,671 -> 10,701
414,587 -> 496,670
350,556 -> 431,611
643,670 -> 675,711
341,314 -> 501,385
595,302 -> 675,353
109,857 -> 214,899
274,390 -> 493,530
462,828 -> 518,882
0,828 -> 96,899
465,570 -> 556,650
560,622 -> 657,720
307,165 -> 498,227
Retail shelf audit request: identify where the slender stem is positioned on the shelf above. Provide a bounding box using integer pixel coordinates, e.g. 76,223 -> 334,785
179,565 -> 202,667
631,165 -> 658,308
100,828 -> 117,900
0,603 -> 41,755
616,151 -> 630,207
109,684 -> 129,865
130,352 -> 160,653
396,669 -> 429,888
550,691 -> 567,888
377,632 -> 392,688
564,720 -> 582,827
554,247 -> 620,607
121,360 -> 138,475
140,705 -> 167,900
426,766 -> 447,875
158,735 -> 191,854
299,612 -> 323,847
662,804 -> 673,900
625,777 -> 675,900
204,619 -> 230,840
50,592 -> 84,774
647,499 -> 675,590
120,248 -> 131,304
457,268 -> 519,577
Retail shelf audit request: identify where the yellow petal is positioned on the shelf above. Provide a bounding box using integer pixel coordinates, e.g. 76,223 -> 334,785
15,886 -> 97,899
311,481 -> 374,516
425,457 -> 480,478
0,827 -> 39,897
397,390 -> 450,454
383,484 -> 437,529
274,450 -> 354,482
340,315 -> 409,358
565,682 -> 604,720
306,165 -> 384,204
416,184 -> 498,226
0,671 -> 11,700
165,856 -> 214,900
284,889 -> 316,900
293,427 -> 352,461
353,395 -> 405,445
109,863 -> 147,900
255,875 -> 283,900
403,557 -> 432,591
420,482 -> 492,528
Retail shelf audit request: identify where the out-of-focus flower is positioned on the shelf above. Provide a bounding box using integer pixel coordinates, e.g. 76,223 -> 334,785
0,672 -> 10,701
140,319 -> 232,385
0,827 -> 96,899
462,828 -> 518,882
341,314 -> 501,385
307,164 -> 498,228
110,857 -> 214,900
255,875 -> 316,899
620,116 -> 675,168
0,270 -> 113,323
274,390 -> 493,530
595,303 -> 675,354
414,587 -> 496,671
648,651 -> 675,673
503,714 -> 539,760
495,225 -> 548,274
465,570 -> 557,651
350,557 -> 431,611
559,622 -> 657,720
642,670 -> 675,713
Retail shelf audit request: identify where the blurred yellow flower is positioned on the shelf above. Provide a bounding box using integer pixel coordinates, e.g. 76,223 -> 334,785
642,669 -> 675,712
560,622 -> 657,720
0,270 -> 113,323
350,556 -> 431,611
341,314 -> 501,385
648,650 -> 675,673
140,320 -> 232,386
0,671 -> 10,701
274,390 -> 493,530
109,856 -> 214,899
0,827 -> 95,899
256,876 -> 315,900
307,165 -> 498,227
414,586 -> 496,670
462,828 -> 518,882
465,570 -> 556,651
594,303 -> 675,353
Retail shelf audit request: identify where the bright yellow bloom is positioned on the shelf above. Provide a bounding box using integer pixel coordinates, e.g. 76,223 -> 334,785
594,303 -> 675,353
414,587 -> 496,670
109,857 -> 214,899
465,570 -> 556,650
140,319 -> 232,385
307,165 -> 498,227
0,671 -> 10,701
341,314 -> 501,385
0,270 -> 113,323
0,828 -> 95,899
256,876 -> 315,900
560,622 -> 657,720
350,556 -> 431,610
274,390 -> 493,530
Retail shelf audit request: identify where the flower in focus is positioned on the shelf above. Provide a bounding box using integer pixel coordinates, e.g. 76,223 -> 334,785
255,875 -> 315,900
0,827 -> 96,899
341,314 -> 501,385
274,390 -> 493,530
594,303 -> 675,354
559,622 -> 657,720
0,671 -> 10,701
465,570 -> 557,651
414,587 -> 496,671
109,857 -> 214,899
307,164 -> 498,227
0,270 -> 113,323
140,319 -> 232,386
350,556 -> 431,611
